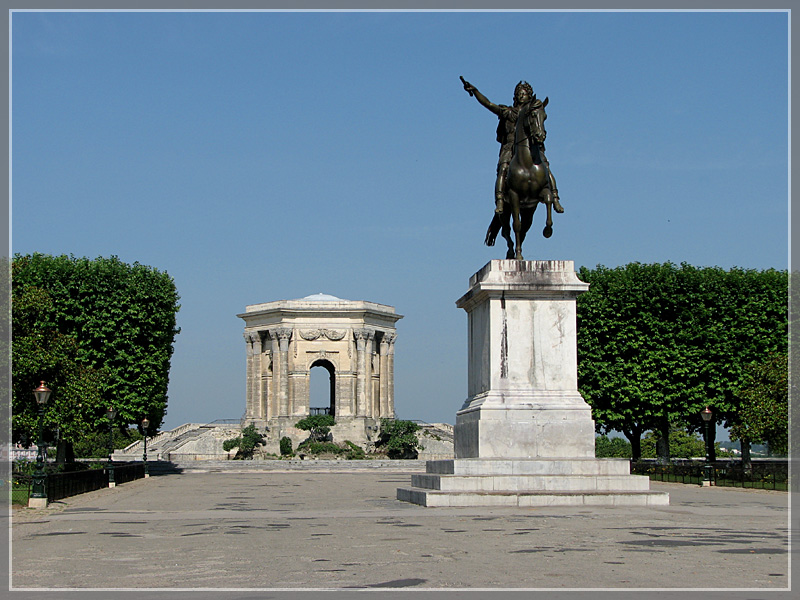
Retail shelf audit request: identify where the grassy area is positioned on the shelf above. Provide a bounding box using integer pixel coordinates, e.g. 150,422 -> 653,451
715,478 -> 788,491
11,480 -> 30,505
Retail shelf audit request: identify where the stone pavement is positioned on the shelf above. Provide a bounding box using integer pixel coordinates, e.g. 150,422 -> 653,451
9,464 -> 791,593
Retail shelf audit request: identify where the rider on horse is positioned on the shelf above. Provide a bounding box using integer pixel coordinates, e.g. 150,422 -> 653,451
461,78 -> 564,216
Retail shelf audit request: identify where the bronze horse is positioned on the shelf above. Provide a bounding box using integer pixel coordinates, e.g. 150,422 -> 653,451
485,97 -> 556,260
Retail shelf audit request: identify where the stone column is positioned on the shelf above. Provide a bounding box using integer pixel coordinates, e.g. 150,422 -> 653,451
276,327 -> 292,417
364,330 -> 375,417
349,331 -> 358,415
379,333 -> 397,418
290,370 -> 308,417
267,330 -> 280,418
244,332 -> 254,420
378,334 -> 389,417
354,329 -> 368,416
250,332 -> 263,420
263,348 -> 273,420
389,335 -> 397,418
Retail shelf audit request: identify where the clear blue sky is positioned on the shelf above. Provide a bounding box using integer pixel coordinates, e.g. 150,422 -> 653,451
11,11 -> 789,433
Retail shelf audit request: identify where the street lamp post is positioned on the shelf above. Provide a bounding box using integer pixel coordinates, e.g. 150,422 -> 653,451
141,417 -> 150,478
701,406 -> 713,487
106,406 -> 117,488
28,382 -> 52,508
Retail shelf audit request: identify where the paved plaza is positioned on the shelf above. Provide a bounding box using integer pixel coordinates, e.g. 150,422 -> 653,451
9,464 -> 792,593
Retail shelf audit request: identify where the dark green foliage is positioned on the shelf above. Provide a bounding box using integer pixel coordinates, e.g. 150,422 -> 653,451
294,439 -> 366,459
279,436 -> 293,456
594,435 -> 632,458
577,262 -> 787,460
71,426 -> 143,458
12,266 -> 108,449
295,414 -> 335,442
297,441 -> 344,455
223,424 -> 266,459
343,440 -> 366,460
12,254 -> 180,449
377,418 -> 422,459
730,353 -> 788,455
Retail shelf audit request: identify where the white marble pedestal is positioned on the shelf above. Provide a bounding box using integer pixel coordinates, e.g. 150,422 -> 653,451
397,260 -> 668,507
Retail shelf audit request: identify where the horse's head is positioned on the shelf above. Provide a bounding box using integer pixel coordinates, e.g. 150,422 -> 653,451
523,97 -> 548,145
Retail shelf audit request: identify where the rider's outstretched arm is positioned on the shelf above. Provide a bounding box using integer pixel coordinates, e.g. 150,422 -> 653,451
461,77 -> 504,116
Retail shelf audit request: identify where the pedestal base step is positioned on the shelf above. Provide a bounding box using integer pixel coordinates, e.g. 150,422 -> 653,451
411,472 -> 653,492
426,458 -> 634,476
396,458 -> 669,507
396,487 -> 669,507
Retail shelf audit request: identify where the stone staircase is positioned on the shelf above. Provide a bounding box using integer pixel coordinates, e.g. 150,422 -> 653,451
114,422 -> 237,461
413,421 -> 455,460
416,422 -> 454,443
154,427 -> 208,457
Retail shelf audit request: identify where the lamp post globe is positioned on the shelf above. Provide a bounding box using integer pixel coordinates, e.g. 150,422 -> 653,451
28,381 -> 52,508
106,406 -> 117,488
700,407 -> 713,487
141,418 -> 150,478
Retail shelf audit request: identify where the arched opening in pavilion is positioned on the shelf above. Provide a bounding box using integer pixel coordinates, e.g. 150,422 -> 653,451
309,359 -> 336,417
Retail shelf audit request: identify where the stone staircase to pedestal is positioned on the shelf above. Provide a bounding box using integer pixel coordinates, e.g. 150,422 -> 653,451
397,458 -> 669,507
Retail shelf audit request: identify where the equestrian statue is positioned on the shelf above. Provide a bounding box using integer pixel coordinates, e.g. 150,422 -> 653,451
461,77 -> 564,260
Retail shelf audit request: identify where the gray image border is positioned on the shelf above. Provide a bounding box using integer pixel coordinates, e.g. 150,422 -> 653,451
2,2 -> 796,600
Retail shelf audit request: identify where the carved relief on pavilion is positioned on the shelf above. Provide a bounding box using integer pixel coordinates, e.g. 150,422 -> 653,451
298,329 -> 346,341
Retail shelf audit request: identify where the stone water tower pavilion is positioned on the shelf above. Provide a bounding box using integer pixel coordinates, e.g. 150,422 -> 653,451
238,294 -> 402,444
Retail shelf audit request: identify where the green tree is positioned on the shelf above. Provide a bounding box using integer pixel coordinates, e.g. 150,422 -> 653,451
595,435 -> 632,458
223,424 -> 266,459
12,267 -> 108,452
279,436 -> 293,456
729,353 -> 788,456
71,426 -> 144,459
295,414 -> 335,442
640,428 -> 706,459
12,254 -> 180,451
577,263 -> 787,462
377,418 -> 422,459
695,267 -> 788,462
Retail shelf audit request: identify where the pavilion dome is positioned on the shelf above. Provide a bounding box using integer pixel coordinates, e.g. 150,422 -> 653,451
300,292 -> 345,302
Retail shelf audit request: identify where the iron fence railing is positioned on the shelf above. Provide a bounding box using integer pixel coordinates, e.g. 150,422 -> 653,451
630,460 -> 788,491
45,468 -> 107,501
111,463 -> 145,486
12,462 -> 148,504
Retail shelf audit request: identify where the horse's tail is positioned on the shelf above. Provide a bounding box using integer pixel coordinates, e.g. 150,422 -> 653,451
485,213 -> 501,246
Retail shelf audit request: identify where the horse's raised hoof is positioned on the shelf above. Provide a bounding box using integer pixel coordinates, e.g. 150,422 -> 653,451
543,225 -> 553,238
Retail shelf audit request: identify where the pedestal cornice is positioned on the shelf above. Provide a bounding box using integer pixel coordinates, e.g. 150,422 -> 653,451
456,260 -> 589,311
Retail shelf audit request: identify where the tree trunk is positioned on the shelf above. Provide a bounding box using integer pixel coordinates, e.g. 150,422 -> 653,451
656,419 -> 670,464
741,439 -> 752,470
56,440 -> 74,464
624,426 -> 643,461
707,422 -> 717,462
